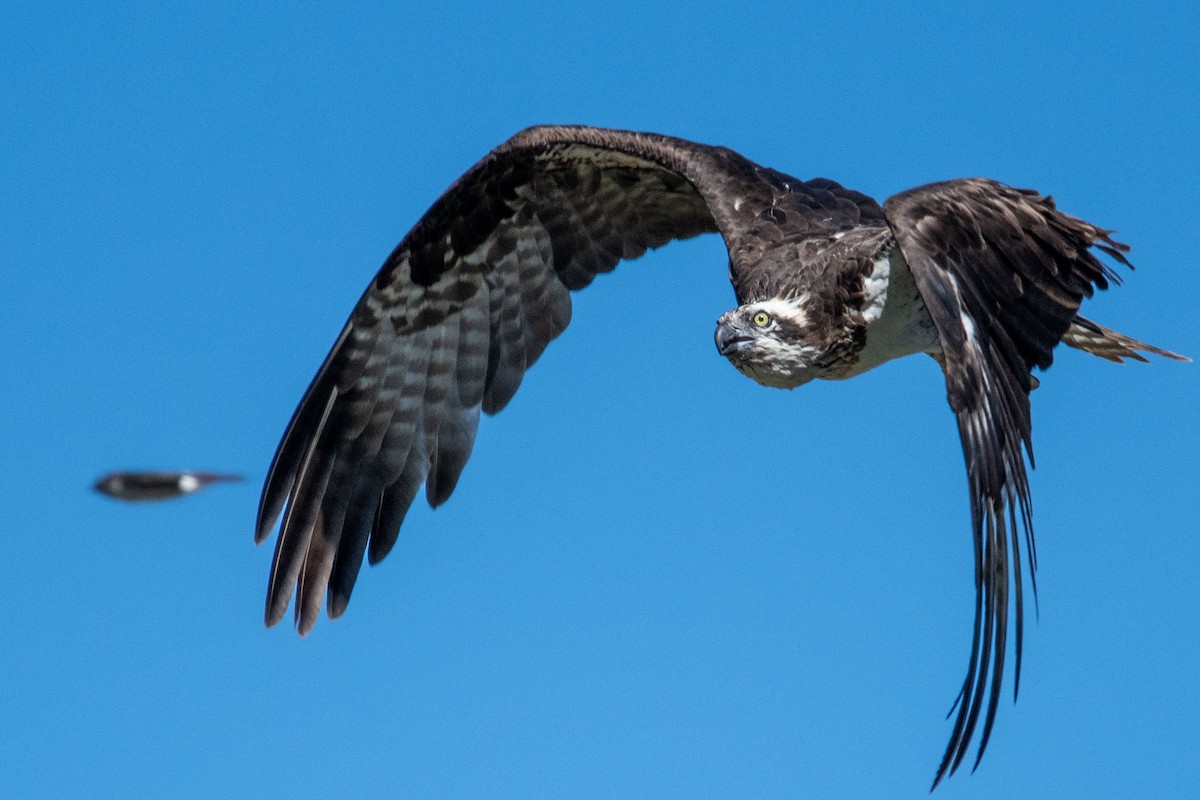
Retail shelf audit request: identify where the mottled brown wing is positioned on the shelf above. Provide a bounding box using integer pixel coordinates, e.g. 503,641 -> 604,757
884,179 -> 1127,788
255,125 -> 876,634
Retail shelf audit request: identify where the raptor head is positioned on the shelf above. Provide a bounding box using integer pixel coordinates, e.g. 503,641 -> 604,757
714,295 -> 824,389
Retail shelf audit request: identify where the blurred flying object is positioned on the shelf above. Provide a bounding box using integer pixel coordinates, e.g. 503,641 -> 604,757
94,471 -> 243,501
255,125 -> 1187,787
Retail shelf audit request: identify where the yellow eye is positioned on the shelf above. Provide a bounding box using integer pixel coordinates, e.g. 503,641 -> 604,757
752,311 -> 771,327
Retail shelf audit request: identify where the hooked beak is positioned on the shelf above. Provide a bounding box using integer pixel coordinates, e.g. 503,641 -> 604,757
715,321 -> 754,356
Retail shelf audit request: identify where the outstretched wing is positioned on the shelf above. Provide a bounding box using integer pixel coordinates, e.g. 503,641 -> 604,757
256,125 -> 879,634
883,179 -> 1126,788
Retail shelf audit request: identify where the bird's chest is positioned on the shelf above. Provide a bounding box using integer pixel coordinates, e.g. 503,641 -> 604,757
825,248 -> 940,379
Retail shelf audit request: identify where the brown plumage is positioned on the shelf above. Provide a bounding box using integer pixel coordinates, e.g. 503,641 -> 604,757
255,125 -> 1186,788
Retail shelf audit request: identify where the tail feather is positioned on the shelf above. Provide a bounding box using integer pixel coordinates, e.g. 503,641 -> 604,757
1062,316 -> 1189,364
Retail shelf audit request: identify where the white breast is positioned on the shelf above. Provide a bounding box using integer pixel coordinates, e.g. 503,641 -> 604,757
838,248 -> 941,378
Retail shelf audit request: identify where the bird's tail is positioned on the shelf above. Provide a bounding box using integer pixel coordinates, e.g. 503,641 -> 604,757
1061,315 -> 1189,363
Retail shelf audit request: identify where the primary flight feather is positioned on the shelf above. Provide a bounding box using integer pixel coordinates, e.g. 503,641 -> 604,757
255,125 -> 1185,787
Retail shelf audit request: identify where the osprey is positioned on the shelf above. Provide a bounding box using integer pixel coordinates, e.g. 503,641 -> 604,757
255,125 -> 1185,787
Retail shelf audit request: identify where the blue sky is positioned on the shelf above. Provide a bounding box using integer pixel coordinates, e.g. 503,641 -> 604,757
3,2 -> 1198,797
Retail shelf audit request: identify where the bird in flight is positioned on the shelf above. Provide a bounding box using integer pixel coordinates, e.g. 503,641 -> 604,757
95,470 -> 242,501
254,125 -> 1185,787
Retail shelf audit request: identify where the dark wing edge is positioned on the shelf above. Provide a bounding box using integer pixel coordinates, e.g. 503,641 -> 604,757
253,125 -> 806,634
883,179 -> 1127,789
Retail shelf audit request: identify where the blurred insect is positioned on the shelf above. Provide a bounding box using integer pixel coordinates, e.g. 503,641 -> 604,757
94,471 -> 243,501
